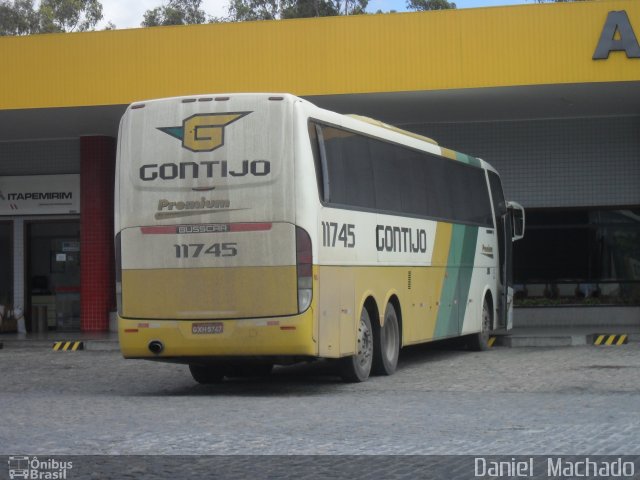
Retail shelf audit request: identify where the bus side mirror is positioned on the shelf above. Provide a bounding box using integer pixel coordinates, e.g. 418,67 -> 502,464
507,201 -> 525,242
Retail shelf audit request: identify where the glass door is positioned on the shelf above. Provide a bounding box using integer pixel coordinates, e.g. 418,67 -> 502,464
0,222 -> 12,332
27,221 -> 81,332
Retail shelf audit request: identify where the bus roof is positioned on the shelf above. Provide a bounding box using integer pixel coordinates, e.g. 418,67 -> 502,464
124,92 -> 492,172
346,114 -> 439,146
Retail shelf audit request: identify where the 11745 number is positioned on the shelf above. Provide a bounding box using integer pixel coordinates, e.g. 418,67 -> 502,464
174,243 -> 237,258
321,222 -> 355,248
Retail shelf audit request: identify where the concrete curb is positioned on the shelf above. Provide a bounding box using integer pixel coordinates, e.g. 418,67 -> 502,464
496,332 -> 640,348
0,339 -> 120,351
84,341 -> 120,351
498,335 -> 586,348
2,332 -> 637,351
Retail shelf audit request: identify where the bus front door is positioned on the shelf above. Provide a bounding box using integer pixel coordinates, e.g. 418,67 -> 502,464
497,203 -> 525,331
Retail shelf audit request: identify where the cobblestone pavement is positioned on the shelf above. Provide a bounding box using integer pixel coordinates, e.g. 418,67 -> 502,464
1,341 -> 639,459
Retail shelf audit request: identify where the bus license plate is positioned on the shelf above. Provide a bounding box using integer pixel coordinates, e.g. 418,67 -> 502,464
192,322 -> 224,335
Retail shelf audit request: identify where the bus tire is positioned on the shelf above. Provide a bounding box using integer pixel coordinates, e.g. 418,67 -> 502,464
225,363 -> 274,378
339,307 -> 374,383
188,364 -> 225,384
468,296 -> 492,351
372,302 -> 400,376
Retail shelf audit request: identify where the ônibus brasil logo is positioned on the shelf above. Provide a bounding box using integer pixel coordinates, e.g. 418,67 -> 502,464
158,112 -> 251,153
7,456 -> 73,479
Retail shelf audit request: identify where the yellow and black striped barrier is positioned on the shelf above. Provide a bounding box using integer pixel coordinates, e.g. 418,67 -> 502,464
593,334 -> 628,346
52,341 -> 84,351
488,336 -> 497,348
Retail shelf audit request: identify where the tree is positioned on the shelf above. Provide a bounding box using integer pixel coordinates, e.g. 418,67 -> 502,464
406,0 -> 456,11
334,0 -> 367,15
1,0 -> 103,35
0,0 -> 40,35
227,0 -> 367,21
38,0 -> 103,32
141,0 -> 208,26
227,0 -> 279,21
280,0 -> 338,19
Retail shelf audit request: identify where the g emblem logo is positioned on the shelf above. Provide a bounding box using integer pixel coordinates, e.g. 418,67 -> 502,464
158,112 -> 250,152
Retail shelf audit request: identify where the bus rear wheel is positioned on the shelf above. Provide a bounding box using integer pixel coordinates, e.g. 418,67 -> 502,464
468,296 -> 492,351
339,307 -> 373,382
188,364 -> 225,384
372,303 -> 400,376
225,363 -> 274,378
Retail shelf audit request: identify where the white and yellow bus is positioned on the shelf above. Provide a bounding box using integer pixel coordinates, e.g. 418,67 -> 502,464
115,93 -> 525,383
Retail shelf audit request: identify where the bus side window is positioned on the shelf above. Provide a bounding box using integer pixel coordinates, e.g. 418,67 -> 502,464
488,172 -> 507,221
308,123 -> 327,202
318,124 -> 375,209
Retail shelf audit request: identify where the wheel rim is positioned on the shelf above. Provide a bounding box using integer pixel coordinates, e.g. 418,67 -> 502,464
482,300 -> 491,335
356,315 -> 373,369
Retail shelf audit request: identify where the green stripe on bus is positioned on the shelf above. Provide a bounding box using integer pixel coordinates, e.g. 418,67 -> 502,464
456,225 -> 479,329
455,151 -> 481,167
434,271 -> 458,338
434,224 -> 463,338
434,224 -> 479,338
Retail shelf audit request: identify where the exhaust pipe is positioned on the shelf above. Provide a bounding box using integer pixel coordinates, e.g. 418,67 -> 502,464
148,340 -> 164,355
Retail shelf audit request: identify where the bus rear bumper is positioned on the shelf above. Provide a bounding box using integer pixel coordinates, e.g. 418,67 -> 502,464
118,310 -> 317,360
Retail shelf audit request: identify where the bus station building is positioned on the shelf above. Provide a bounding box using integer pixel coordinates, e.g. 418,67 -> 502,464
0,0 -> 638,332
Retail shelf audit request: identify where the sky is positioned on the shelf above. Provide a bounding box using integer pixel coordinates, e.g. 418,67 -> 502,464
97,0 -> 532,30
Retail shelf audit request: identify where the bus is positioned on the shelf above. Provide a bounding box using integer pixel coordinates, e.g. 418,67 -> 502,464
115,93 -> 525,383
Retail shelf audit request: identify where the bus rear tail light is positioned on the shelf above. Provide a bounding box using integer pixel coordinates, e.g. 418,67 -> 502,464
296,227 -> 312,313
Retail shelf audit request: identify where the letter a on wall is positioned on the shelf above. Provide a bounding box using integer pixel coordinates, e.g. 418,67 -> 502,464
593,11 -> 640,59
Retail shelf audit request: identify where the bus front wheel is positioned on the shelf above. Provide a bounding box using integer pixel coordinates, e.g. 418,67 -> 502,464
468,296 -> 492,351
372,302 -> 400,376
339,308 -> 374,382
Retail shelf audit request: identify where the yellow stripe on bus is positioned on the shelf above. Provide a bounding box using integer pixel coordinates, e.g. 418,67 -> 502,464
422,222 -> 453,340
